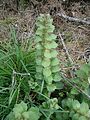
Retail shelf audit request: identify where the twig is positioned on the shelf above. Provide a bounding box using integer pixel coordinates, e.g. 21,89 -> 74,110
61,73 -> 90,100
56,13 -> 90,25
58,32 -> 74,65
13,70 -> 30,76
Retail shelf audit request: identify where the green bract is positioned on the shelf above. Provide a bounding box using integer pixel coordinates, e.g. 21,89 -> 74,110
35,14 -> 61,93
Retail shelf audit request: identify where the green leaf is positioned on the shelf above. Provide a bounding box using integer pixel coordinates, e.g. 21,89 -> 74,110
37,25 -> 45,31
71,88 -> 78,95
28,107 -> 41,120
81,64 -> 90,75
47,84 -> 56,92
36,57 -> 42,65
22,111 -> 29,119
47,25 -> 55,32
53,73 -> 62,81
52,65 -> 60,73
44,50 -> 51,58
46,17 -> 53,24
71,78 -> 80,84
35,73 -> 43,80
42,58 -> 50,67
20,101 -> 27,111
45,75 -> 53,84
80,102 -> 89,114
87,110 -> 90,118
79,116 -> 87,120
44,41 -> 58,49
35,29 -> 43,36
36,65 -> 43,73
62,113 -> 69,120
76,70 -> 87,79
36,43 -> 43,50
46,34 -> 57,41
50,41 -> 58,48
51,50 -> 58,58
14,112 -> 21,119
36,15 -> 44,23
36,50 -> 42,56
43,68 -> 51,77
35,36 -> 42,42
55,82 -> 64,89
44,43 -> 51,49
69,111 -> 75,118
51,58 -> 59,66
13,101 -> 27,114
72,113 -> 79,120
73,100 -> 80,110
56,113 -> 63,120
66,98 -> 73,108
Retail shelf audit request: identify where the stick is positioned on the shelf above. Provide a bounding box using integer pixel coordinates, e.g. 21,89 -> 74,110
13,70 -> 30,76
61,73 -> 90,100
56,13 -> 90,25
58,32 -> 74,65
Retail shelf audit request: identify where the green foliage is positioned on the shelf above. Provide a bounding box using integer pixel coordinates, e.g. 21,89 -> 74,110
35,14 -> 62,94
0,27 -> 35,119
59,98 -> 90,120
6,101 -> 41,120
42,98 -> 60,110
0,14 -> 90,120
70,62 -> 90,96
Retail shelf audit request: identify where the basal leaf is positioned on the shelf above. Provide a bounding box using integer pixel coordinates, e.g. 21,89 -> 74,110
28,107 -> 41,120
13,101 -> 27,114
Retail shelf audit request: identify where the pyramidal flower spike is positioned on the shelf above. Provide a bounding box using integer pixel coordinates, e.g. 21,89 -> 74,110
35,14 -> 61,94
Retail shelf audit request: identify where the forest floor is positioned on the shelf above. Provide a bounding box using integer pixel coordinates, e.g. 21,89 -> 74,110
0,0 -> 90,68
